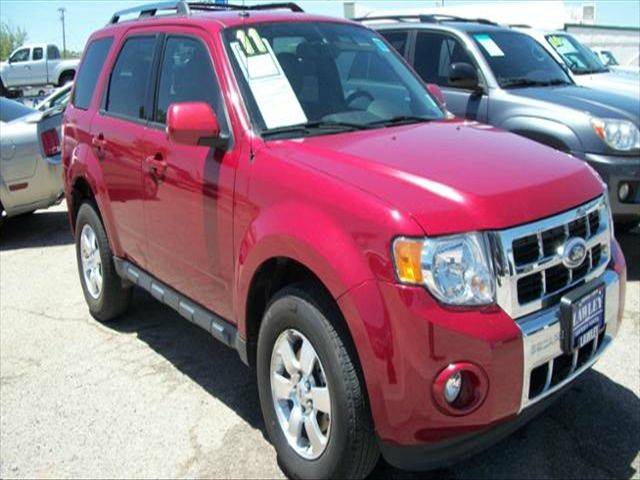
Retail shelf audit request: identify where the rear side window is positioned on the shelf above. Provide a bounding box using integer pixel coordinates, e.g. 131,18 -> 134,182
73,37 -> 113,110
33,48 -> 44,61
154,36 -> 226,129
106,36 -> 156,120
380,31 -> 409,57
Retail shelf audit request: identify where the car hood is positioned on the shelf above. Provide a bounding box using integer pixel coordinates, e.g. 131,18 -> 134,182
267,120 -> 603,235
574,73 -> 640,99
509,85 -> 639,124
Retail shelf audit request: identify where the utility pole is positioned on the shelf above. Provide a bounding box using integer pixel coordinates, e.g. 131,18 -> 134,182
58,7 -> 66,57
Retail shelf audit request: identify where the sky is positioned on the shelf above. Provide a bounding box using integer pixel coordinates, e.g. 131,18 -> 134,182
1,0 -> 639,52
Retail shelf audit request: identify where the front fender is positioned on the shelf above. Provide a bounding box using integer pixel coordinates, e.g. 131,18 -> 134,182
501,116 -> 584,155
235,200 -> 398,336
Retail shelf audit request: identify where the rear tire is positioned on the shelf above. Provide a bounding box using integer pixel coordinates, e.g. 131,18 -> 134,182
256,282 -> 379,479
75,202 -> 131,322
0,79 -> 7,97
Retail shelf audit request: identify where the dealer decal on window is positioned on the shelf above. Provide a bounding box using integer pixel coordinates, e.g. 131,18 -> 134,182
231,28 -> 307,129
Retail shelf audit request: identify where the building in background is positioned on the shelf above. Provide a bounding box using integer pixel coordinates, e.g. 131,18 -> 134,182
566,24 -> 640,67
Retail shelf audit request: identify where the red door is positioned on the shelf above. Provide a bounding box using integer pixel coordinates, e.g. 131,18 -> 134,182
142,33 -> 239,320
91,34 -> 159,269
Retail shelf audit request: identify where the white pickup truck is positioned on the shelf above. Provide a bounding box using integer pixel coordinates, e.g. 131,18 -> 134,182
0,44 -> 79,96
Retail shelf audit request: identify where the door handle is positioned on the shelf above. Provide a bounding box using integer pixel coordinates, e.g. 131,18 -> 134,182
92,134 -> 107,159
145,153 -> 167,180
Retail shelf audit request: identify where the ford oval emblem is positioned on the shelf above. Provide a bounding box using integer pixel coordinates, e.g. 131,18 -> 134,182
561,237 -> 588,269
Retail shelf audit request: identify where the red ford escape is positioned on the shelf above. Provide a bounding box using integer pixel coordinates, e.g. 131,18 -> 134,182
62,2 -> 627,478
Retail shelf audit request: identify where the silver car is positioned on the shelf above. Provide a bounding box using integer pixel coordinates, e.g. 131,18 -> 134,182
0,97 -> 65,227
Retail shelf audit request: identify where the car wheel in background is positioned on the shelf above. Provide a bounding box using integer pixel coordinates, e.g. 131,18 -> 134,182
256,282 -> 379,480
75,202 -> 131,322
58,72 -> 75,87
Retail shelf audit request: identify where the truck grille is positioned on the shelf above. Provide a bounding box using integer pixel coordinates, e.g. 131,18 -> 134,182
492,196 -> 610,319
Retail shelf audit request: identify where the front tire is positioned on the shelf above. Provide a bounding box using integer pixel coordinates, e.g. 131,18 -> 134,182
75,202 -> 131,322
257,283 -> 379,479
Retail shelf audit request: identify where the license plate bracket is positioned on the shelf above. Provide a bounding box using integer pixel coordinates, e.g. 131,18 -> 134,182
560,280 -> 605,354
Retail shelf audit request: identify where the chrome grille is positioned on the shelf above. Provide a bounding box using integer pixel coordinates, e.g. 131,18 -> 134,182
490,196 -> 611,319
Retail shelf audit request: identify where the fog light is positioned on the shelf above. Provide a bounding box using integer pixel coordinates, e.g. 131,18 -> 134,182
618,183 -> 631,201
432,363 -> 488,416
444,372 -> 462,403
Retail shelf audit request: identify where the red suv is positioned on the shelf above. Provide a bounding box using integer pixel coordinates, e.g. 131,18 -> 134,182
63,3 -> 627,478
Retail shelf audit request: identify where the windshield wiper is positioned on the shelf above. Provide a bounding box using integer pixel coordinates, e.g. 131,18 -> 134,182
501,77 -> 571,88
261,120 -> 373,138
366,115 -> 434,127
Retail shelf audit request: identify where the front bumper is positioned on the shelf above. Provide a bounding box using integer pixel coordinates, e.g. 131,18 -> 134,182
377,269 -> 622,471
584,153 -> 640,221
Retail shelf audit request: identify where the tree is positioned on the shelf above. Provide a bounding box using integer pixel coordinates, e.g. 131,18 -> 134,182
0,22 -> 28,61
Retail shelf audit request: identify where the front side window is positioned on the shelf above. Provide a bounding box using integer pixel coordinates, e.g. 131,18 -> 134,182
10,48 -> 30,63
72,37 -> 113,110
155,36 -> 226,131
472,31 -> 572,88
545,34 -> 608,74
105,36 -> 156,120
414,32 -> 475,87
599,50 -> 618,66
33,48 -> 43,61
224,22 -> 443,138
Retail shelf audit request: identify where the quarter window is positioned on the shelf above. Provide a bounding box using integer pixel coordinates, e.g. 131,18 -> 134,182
155,36 -> 226,128
72,37 -> 113,110
106,36 -> 156,120
380,31 -> 409,57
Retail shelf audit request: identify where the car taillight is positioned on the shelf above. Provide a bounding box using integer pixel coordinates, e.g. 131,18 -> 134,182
41,128 -> 61,157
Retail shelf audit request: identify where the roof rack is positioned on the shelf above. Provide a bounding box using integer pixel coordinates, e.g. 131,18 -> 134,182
109,1 -> 303,25
353,14 -> 497,26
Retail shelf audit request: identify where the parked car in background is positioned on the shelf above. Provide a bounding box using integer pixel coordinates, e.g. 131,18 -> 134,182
365,15 -> 640,231
0,97 -> 65,226
515,29 -> 639,98
64,3 -> 627,479
592,47 -> 640,76
0,44 -> 79,97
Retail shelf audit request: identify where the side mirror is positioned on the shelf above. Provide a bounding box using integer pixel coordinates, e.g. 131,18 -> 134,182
167,102 -> 227,149
449,62 -> 480,91
426,83 -> 446,108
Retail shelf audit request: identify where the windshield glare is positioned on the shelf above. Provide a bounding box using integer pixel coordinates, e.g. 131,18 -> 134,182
545,34 -> 608,74
472,31 -> 572,88
224,22 -> 444,137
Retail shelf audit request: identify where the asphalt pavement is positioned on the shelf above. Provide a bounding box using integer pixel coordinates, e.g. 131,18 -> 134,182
1,203 -> 638,479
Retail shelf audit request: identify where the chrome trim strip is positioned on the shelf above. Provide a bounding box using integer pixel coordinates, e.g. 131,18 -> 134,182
517,269 -> 620,411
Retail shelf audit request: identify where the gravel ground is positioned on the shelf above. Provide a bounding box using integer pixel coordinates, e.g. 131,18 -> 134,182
1,203 -> 638,479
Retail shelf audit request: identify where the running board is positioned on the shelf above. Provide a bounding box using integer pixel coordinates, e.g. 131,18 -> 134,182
113,258 -> 248,364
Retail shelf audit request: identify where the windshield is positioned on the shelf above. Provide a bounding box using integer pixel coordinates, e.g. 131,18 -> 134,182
224,22 -> 444,138
599,50 -> 619,67
0,98 -> 35,122
471,31 -> 572,88
545,34 -> 608,74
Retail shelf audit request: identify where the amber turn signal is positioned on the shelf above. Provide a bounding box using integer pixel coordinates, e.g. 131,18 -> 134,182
393,238 -> 424,284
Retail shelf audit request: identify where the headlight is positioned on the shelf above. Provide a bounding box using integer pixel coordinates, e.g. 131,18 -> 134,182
591,118 -> 640,151
392,233 -> 495,306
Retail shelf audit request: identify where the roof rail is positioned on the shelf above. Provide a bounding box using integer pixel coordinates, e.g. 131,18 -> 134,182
354,14 -> 497,26
109,1 -> 303,25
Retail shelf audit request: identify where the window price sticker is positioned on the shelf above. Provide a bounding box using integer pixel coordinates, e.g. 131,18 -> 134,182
474,34 -> 505,57
231,28 -> 307,128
